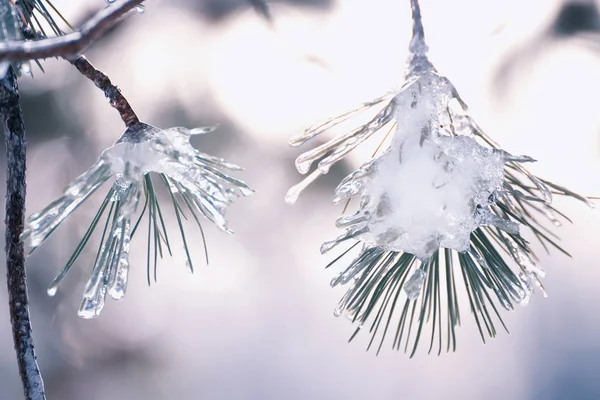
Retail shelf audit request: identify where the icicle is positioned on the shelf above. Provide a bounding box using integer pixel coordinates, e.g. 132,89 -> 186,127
334,211 -> 369,229
320,226 -> 369,254
285,169 -> 323,204
333,290 -> 353,317
22,161 -> 112,251
330,248 -> 376,287
108,219 -> 131,300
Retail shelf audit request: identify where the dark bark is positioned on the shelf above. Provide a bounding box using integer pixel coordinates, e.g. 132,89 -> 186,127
69,55 -> 139,127
0,66 -> 45,400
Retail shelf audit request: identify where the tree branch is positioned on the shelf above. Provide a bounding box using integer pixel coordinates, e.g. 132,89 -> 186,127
17,17 -> 139,128
68,55 -> 139,127
0,0 -> 144,62
1,65 -> 46,400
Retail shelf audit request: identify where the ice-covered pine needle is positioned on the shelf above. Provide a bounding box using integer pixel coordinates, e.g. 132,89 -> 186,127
286,0 -> 594,356
23,122 -> 252,318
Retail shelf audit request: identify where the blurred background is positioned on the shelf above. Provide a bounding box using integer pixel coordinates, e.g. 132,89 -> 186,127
1,0 -> 600,398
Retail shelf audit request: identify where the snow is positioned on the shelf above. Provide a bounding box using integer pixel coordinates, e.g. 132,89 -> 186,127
323,72 -> 520,260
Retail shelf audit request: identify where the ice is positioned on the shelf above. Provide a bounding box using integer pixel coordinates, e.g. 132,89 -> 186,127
503,233 -> 547,304
333,290 -> 352,317
77,184 -> 138,317
285,169 -> 322,204
289,93 -> 396,148
320,226 -> 368,254
404,269 -> 427,300
323,72 -> 520,260
108,218 -> 131,300
19,61 -> 32,77
22,162 -> 112,252
24,122 -> 251,317
287,49 -> 532,261
329,250 -> 370,287
283,0 -> 589,337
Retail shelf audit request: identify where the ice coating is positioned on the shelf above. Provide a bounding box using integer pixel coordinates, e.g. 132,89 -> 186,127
23,122 -> 252,317
321,73 -> 520,260
78,185 -> 137,318
23,123 -> 250,249
23,162 -> 112,252
404,269 -> 427,300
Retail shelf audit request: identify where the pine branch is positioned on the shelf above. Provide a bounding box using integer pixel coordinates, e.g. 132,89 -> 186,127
287,0 -> 593,356
0,0 -> 144,62
68,55 -> 139,127
0,65 -> 46,400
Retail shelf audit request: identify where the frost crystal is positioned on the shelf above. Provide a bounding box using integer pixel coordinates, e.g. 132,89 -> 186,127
23,122 -> 252,318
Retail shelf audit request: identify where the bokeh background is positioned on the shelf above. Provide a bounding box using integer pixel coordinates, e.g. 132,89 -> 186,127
1,0 -> 600,398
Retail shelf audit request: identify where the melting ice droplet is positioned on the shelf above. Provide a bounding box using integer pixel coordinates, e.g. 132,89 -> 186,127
47,285 -> 57,297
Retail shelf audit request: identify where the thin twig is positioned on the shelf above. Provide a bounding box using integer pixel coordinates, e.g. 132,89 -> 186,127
16,15 -> 139,127
1,65 -> 46,400
0,0 -> 144,62
68,55 -> 139,127
409,0 -> 426,53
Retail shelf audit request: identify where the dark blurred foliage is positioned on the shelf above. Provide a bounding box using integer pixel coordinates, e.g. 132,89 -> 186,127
552,0 -> 600,37
188,0 -> 332,21
494,0 -> 600,98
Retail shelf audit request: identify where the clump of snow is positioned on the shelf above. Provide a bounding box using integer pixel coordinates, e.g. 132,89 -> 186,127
326,73 -> 518,260
359,133 -> 505,260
